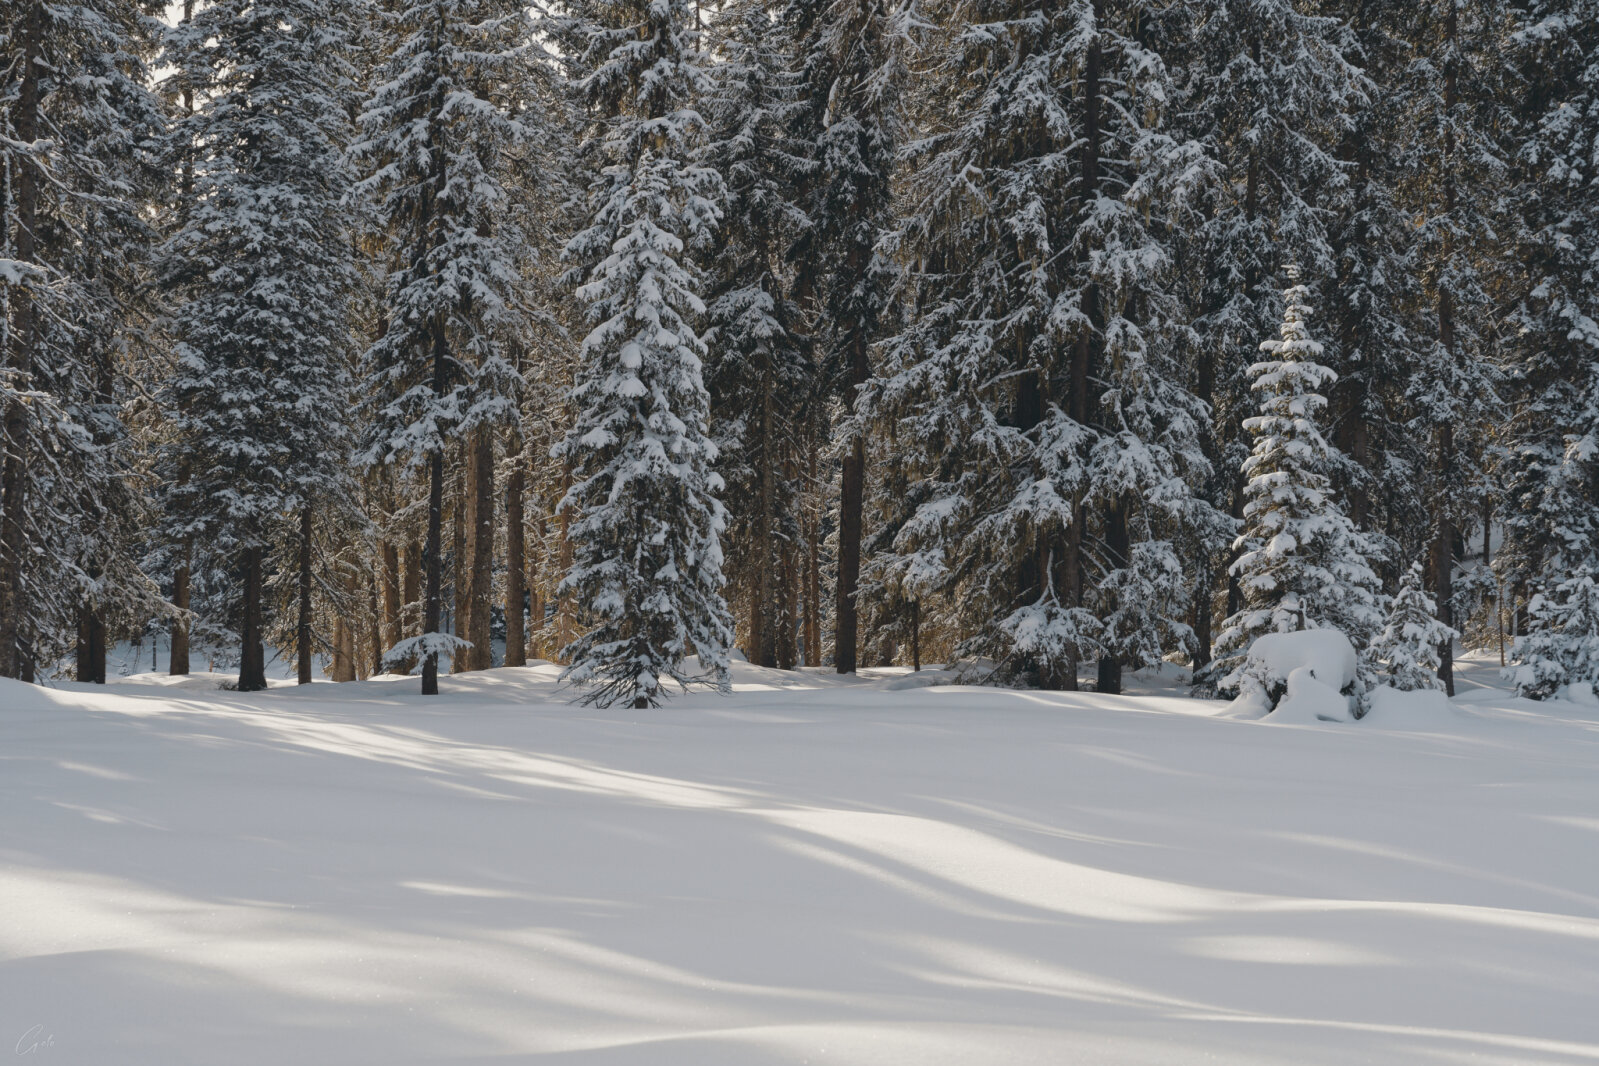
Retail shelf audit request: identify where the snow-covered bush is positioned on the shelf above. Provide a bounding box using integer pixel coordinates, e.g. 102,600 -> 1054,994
1371,562 -> 1457,691
1507,572 -> 1599,700
1228,629 -> 1357,718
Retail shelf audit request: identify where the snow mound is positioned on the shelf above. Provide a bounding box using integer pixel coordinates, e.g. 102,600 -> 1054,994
1361,685 -> 1459,730
1226,630 -> 1357,719
1267,666 -> 1352,724
1561,681 -> 1599,706
881,670 -> 956,691
1249,630 -> 1357,691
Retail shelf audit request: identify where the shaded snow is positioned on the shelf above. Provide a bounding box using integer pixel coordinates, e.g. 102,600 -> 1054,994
3,653 -> 1598,1063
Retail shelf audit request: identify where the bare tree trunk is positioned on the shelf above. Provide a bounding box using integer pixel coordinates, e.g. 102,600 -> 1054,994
451,447 -> 467,673
381,539 -> 401,651
76,601 -> 106,684
1097,498 -> 1128,695
505,453 -> 526,667
239,546 -> 267,691
422,320 -> 448,695
805,443 -> 822,667
467,428 -> 494,670
909,599 -> 920,672
171,538 -> 192,674
527,513 -> 544,661
836,430 -> 865,673
366,564 -> 382,678
0,0 -> 44,680
555,476 -> 575,662
297,505 -> 313,684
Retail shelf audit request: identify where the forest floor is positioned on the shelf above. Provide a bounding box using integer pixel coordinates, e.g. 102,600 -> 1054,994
3,653 -> 1598,1064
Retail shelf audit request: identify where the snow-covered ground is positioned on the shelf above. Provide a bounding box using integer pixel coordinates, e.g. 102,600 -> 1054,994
4,653 -> 1598,1064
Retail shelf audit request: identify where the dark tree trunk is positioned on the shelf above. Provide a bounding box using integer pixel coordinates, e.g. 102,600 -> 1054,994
465,428 -> 494,669
504,456 -> 526,668
171,539 -> 192,674
803,438 -> 822,666
836,435 -> 865,674
1097,499 -> 1129,695
297,505 -> 314,684
422,320 -> 448,696
381,538 -> 401,652
909,599 -> 921,672
1434,425 -> 1456,697
451,449 -> 466,673
239,546 -> 267,692
1192,569 -> 1213,672
0,0 -> 44,680
76,602 -> 106,684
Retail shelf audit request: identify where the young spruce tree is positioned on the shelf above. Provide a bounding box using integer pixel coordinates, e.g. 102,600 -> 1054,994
556,0 -> 734,708
1217,274 -> 1382,691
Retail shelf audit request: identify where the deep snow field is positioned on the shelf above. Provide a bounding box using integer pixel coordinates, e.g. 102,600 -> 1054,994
3,654 -> 1598,1064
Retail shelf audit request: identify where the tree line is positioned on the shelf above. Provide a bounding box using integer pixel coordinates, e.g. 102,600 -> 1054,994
2,0 -> 1596,706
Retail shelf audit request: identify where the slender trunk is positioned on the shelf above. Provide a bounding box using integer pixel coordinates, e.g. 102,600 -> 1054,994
451,449 -> 467,672
555,476 -> 575,661
505,454 -> 526,667
803,437 -> 821,666
778,532 -> 798,669
1482,496 -> 1491,567
171,539 -> 192,674
1097,498 -> 1128,695
0,0 -> 44,679
297,505 -> 313,684
366,565 -> 382,678
422,319 -> 447,695
836,435 -> 864,673
834,212 -> 874,673
1434,426 -> 1456,696
910,599 -> 920,672
1192,562 -> 1213,671
381,539 -> 401,651
755,371 -> 777,667
527,513 -> 544,661
468,428 -> 494,670
239,546 -> 267,691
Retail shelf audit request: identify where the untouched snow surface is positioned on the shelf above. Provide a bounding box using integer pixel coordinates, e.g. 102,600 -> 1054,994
4,655 -> 1599,1064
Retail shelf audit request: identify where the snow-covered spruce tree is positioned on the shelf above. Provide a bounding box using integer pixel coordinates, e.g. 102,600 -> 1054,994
1508,571 -> 1599,700
159,0 -> 357,691
555,0 -> 734,708
353,0 -> 531,695
701,0 -> 814,669
0,0 -> 166,680
1498,0 -> 1599,626
783,0 -> 905,673
866,0 -> 1216,691
1371,562 -> 1458,691
1216,275 -> 1382,693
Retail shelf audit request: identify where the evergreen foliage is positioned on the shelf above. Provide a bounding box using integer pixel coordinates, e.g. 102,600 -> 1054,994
1372,562 -> 1458,691
555,0 -> 734,708
1217,276 -> 1382,691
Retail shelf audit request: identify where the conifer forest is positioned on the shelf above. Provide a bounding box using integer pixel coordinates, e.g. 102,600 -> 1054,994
4,0 -> 1599,709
